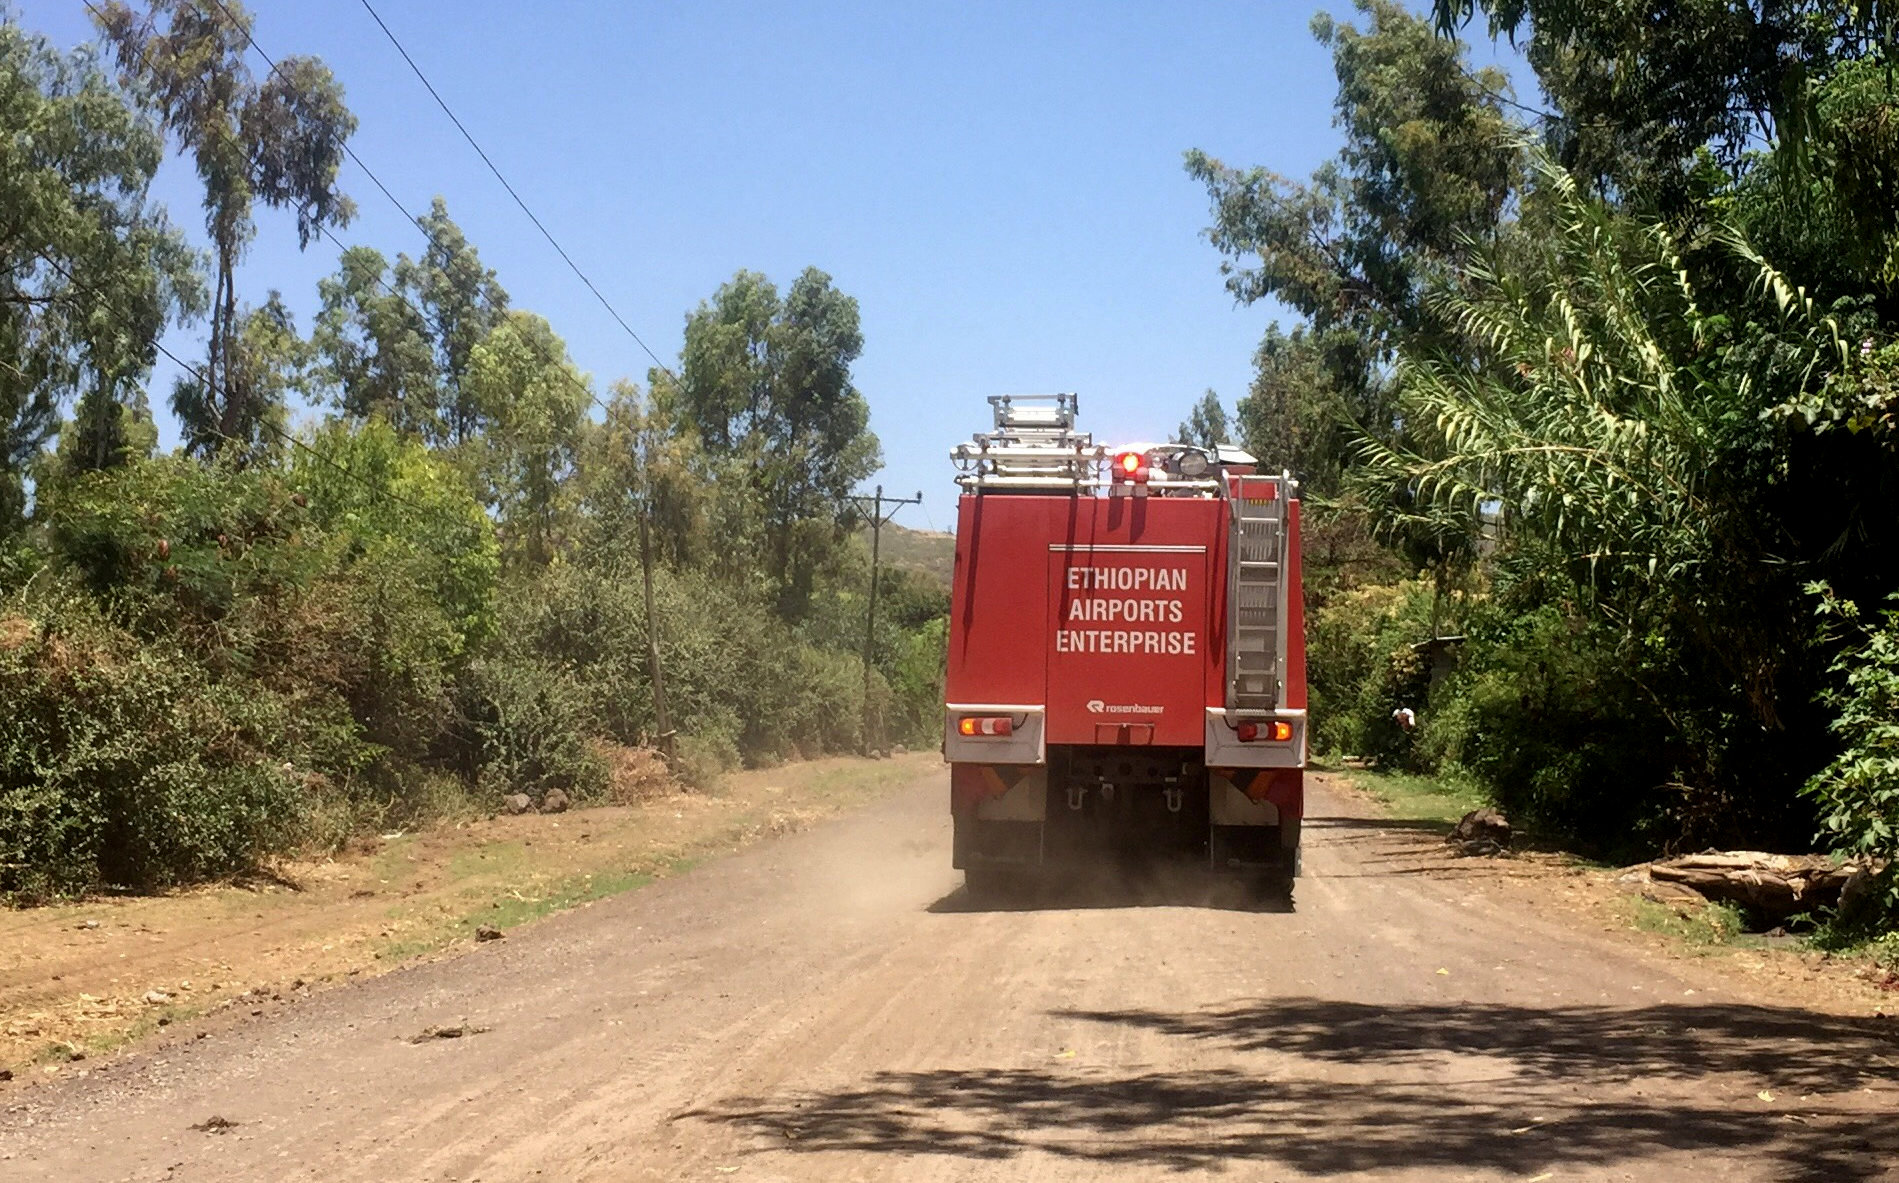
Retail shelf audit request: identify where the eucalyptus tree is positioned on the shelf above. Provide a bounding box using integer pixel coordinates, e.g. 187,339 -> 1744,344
94,0 -> 354,459
1173,390 -> 1229,450
465,310 -> 589,566
312,246 -> 440,438
396,198 -> 509,447
0,19 -> 201,530
675,267 -> 880,617
1186,0 -> 1523,503
1430,0 -> 1898,216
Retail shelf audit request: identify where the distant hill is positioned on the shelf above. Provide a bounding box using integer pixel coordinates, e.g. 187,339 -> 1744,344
865,523 -> 955,585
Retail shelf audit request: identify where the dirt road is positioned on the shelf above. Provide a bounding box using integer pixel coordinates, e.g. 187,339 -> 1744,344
5,772 -> 1897,1181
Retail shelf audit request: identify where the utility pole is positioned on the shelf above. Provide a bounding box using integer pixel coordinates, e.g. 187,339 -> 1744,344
847,485 -> 923,754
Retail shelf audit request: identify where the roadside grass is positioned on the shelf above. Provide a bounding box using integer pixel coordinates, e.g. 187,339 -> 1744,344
374,863 -> 663,962
24,999 -> 207,1072
1627,897 -> 1762,952
1,752 -> 936,1082
369,758 -> 928,959
1321,765 -> 1899,1006
1328,764 -> 1490,826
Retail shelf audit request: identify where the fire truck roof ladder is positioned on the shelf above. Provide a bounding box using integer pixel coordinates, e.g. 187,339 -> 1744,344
952,394 -> 1104,491
1227,475 -> 1291,713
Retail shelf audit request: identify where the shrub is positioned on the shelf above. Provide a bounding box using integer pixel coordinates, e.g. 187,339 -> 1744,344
0,591 -> 305,898
673,728 -> 741,790
492,560 -> 884,766
37,436 -> 498,833
1419,604 -> 1673,857
1804,587 -> 1899,931
457,653 -> 609,806
1305,578 -> 1437,764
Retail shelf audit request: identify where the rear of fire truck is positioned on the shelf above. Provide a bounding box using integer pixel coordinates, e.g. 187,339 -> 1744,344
942,393 -> 1307,898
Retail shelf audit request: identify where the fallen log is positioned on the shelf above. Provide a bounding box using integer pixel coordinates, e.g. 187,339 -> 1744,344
1619,852 -> 1878,926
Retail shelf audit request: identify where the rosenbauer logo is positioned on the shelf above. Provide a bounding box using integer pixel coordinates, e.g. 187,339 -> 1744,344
1086,699 -> 1165,716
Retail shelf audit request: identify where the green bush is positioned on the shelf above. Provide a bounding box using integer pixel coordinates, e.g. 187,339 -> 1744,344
457,653 -> 609,805
41,454 -> 321,642
6,427 -> 937,893
673,727 -> 741,790
1417,604 -> 1674,857
1804,587 -> 1899,931
1305,578 -> 1437,764
492,560 -> 886,766
0,591 -> 306,898
27,436 -> 502,853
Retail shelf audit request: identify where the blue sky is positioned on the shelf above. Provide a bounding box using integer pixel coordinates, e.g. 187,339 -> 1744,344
18,0 -> 1510,533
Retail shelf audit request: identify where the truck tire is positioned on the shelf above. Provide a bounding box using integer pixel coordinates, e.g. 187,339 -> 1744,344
963,864 -> 1022,904
1253,864 -> 1295,904
1251,839 -> 1298,904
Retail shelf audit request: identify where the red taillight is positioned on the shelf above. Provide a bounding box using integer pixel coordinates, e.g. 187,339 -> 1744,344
1237,720 -> 1294,743
958,716 -> 1014,737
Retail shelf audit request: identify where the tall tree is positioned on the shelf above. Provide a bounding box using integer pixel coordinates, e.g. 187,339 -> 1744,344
1234,326 -> 1345,491
465,310 -> 589,566
578,379 -> 713,567
1186,0 -> 1523,494
395,197 -> 508,446
675,267 -> 880,616
62,386 -> 159,477
1174,389 -> 1230,449
95,0 -> 354,458
171,291 -> 305,461
1431,1 -> 1898,218
0,18 -> 201,533
312,246 -> 440,437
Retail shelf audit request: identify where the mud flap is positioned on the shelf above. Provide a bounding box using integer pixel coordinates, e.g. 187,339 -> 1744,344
1208,771 -> 1299,876
952,766 -> 1047,868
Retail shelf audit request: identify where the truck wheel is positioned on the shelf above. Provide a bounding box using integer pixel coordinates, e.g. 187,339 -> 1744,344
963,864 -> 1021,903
1247,847 -> 1297,904
1252,866 -> 1295,903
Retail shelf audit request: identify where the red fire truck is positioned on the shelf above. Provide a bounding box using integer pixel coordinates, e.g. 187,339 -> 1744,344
943,394 -> 1307,897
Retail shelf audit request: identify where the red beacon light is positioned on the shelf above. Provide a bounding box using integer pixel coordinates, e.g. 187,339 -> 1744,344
1112,450 -> 1150,483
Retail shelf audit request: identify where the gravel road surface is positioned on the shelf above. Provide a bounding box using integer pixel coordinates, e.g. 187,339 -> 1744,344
5,771 -> 1896,1181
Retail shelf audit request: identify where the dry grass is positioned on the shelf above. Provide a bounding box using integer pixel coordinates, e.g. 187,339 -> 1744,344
597,742 -> 676,803
0,752 -> 938,1082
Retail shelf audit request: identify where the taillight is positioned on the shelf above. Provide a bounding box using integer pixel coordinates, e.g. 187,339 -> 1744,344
1237,720 -> 1294,742
958,716 -> 1014,737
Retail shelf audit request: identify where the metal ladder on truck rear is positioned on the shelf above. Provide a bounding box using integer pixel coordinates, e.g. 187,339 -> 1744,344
1227,476 -> 1289,712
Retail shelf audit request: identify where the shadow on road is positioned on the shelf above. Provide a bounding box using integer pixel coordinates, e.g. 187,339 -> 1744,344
684,998 -> 1899,1179
1306,814 -> 1459,837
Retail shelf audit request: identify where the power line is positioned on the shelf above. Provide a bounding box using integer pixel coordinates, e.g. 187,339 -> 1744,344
192,0 -> 424,229
354,0 -> 675,379
193,0 -> 662,426
92,0 -> 642,440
